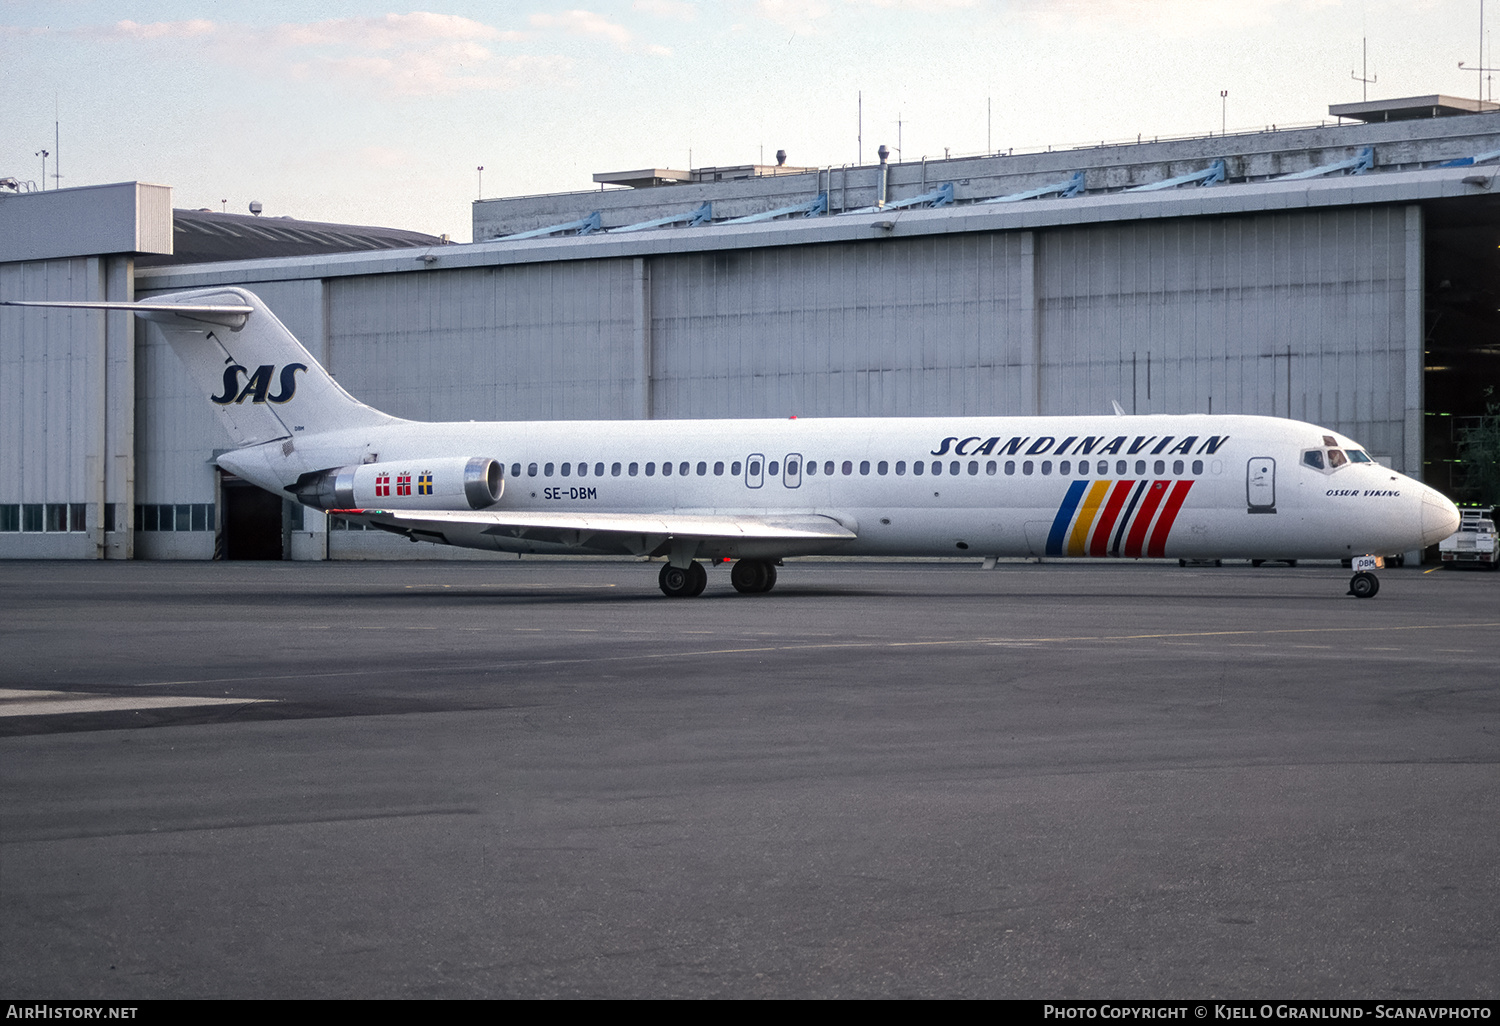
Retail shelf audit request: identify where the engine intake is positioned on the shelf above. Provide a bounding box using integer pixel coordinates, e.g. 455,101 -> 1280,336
292,457 -> 503,511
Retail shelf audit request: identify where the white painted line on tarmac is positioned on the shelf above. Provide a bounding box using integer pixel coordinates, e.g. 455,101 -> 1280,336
0,688 -> 272,718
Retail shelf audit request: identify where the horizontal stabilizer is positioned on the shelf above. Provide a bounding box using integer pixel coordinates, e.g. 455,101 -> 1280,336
0,299 -> 254,329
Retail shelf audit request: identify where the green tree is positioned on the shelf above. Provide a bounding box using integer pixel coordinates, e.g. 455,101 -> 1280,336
1456,386 -> 1500,507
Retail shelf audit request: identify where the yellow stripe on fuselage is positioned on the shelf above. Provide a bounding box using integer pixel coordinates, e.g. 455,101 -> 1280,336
1067,479 -> 1113,556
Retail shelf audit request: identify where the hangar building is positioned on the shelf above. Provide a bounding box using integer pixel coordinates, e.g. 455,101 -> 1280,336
2,95 -> 1498,561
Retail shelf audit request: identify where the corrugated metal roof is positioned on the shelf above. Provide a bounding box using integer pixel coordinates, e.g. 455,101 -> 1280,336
135,209 -> 446,267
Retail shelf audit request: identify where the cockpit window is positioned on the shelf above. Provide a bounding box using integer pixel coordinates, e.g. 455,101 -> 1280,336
1303,443 -> 1363,474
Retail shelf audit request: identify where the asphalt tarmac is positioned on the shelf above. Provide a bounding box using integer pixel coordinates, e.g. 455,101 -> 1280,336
1,557 -> 1496,999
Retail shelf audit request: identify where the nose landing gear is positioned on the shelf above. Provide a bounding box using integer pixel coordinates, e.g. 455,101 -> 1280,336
1347,555 -> 1384,598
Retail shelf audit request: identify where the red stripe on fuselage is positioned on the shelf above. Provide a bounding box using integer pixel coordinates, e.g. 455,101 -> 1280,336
1123,480 -> 1171,558
1146,480 -> 1195,558
1089,480 -> 1136,557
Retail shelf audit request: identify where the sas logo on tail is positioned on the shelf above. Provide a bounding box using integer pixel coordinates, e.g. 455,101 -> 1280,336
211,363 -> 307,405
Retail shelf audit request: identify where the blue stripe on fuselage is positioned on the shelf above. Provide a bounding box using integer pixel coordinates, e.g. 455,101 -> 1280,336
1046,480 -> 1089,556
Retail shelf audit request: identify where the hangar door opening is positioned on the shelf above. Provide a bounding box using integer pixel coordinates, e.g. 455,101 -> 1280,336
1423,196 -> 1500,503
218,472 -> 283,560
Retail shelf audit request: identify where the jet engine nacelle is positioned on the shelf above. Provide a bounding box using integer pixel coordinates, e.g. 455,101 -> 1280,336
292,457 -> 503,511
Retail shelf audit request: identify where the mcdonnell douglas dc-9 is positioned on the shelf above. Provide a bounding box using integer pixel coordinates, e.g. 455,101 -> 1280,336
4,287 -> 1461,598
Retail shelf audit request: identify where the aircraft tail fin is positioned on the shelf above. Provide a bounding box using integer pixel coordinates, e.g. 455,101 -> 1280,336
6,286 -> 400,446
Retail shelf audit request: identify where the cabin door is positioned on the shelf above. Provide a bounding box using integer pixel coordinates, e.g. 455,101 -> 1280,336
1246,457 -> 1277,514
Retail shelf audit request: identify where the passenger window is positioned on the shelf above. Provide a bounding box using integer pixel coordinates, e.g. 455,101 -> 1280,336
1192,460 -> 1203,475
1173,460 -> 1184,475
628,462 -> 638,476
749,460 -> 760,476
949,461 -> 959,476
544,462 -> 555,477
768,461 -> 779,476
511,463 -> 521,478
1005,460 -> 1015,475
930,461 -> 942,476
595,463 -> 604,476
1134,460 -> 1146,475
645,462 -> 656,476
1060,460 -> 1071,475
968,460 -> 979,476
895,461 -> 906,475
662,462 -> 673,476
787,460 -> 799,475
1023,461 -> 1033,476
563,463 -> 573,477
914,461 -> 925,476
842,461 -> 853,475
877,461 -> 888,475
714,461 -> 724,475
679,462 -> 689,476
1041,460 -> 1052,475
733,461 -> 743,475
860,461 -> 870,475
1116,460 -> 1127,475
1153,460 -> 1164,475
986,460 -> 997,475
824,461 -> 834,476
806,461 -> 817,476
528,463 -> 538,477
612,463 -> 622,476
697,462 -> 707,476
1098,461 -> 1108,475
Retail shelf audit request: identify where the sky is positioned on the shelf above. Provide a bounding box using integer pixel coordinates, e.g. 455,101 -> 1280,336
1,0 -> 1493,242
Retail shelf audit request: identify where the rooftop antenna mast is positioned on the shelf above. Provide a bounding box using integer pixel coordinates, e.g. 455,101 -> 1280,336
52,95 -> 62,190
1351,36 -> 1376,101
1458,1 -> 1499,105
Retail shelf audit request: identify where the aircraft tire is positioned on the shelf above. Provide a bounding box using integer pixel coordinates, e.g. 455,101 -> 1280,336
761,563 -> 778,593
686,560 -> 708,597
731,559 -> 776,594
659,562 -> 698,598
1349,571 -> 1379,599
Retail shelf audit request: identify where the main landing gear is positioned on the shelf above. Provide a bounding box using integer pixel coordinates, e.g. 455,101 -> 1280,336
658,560 -> 707,598
657,558 -> 779,597
730,558 -> 777,594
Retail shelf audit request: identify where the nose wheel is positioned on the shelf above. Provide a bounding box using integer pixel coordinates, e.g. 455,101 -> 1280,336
659,560 -> 708,597
1348,571 -> 1380,598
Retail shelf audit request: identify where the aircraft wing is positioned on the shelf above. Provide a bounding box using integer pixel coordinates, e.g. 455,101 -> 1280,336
327,507 -> 858,554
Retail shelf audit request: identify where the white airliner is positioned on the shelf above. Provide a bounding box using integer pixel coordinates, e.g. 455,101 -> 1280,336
4,286 -> 1461,598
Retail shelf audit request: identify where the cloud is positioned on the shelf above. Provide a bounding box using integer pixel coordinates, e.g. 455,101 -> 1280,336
633,0 -> 699,19
1015,0 -> 1331,36
268,12 -> 522,50
58,12 -> 570,98
78,19 -> 217,40
529,9 -> 634,48
754,0 -> 834,31
840,0 -> 977,8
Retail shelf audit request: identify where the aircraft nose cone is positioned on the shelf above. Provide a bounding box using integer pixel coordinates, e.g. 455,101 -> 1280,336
1420,486 -> 1461,547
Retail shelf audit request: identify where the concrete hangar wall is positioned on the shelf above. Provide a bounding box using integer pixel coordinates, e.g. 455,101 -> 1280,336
4,107 -> 1499,560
